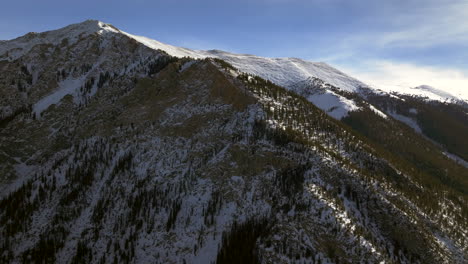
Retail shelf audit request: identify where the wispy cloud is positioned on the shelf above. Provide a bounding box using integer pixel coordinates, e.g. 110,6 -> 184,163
373,1 -> 468,48
339,60 -> 468,100
319,0 -> 468,62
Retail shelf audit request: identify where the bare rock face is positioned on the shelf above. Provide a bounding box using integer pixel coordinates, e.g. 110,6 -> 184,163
0,20 -> 467,264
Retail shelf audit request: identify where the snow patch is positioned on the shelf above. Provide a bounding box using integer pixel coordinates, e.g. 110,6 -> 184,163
388,112 -> 422,133
306,90 -> 360,120
179,60 -> 197,72
443,152 -> 468,169
120,31 -> 368,92
375,84 -> 465,103
33,76 -> 86,116
369,104 -> 388,119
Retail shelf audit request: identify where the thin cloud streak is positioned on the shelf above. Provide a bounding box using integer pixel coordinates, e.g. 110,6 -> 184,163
320,0 -> 468,62
339,60 -> 468,101
375,2 -> 468,48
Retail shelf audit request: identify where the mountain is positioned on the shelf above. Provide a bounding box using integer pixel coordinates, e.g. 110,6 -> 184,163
110,21 -> 468,156
0,20 -> 467,264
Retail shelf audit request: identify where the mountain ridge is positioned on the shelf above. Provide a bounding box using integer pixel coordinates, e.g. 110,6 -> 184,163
0,19 -> 467,264
3,20 -> 465,105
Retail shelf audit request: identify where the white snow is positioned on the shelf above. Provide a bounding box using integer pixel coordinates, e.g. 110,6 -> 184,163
443,152 -> 468,168
374,83 -> 465,103
410,85 -> 461,102
120,27 -> 468,105
369,104 -> 388,119
122,30 -> 368,92
179,60 -> 197,72
388,111 -> 422,133
306,90 -> 360,119
0,20 -> 118,61
33,76 -> 86,116
118,28 -> 382,120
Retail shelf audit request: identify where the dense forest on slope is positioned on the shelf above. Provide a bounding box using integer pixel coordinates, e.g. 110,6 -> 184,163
363,92 -> 468,162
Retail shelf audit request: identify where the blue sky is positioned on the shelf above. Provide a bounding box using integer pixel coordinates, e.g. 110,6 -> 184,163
1,0 -> 467,96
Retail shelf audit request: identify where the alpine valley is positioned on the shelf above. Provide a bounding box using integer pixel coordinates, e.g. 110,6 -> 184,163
0,20 -> 467,264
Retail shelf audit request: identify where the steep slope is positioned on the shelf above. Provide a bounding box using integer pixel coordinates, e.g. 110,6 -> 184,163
358,91 -> 468,164
120,30 -> 366,119
118,24 -> 468,107
118,32 -> 367,91
0,20 -> 467,264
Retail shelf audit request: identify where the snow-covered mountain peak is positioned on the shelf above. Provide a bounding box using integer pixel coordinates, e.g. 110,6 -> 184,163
2,19 -> 465,123
0,20 -> 118,61
61,19 -> 120,35
0,19 -> 378,97
114,24 -> 468,105
3,19 -> 466,106
115,28 -> 368,93
53,19 -> 110,32
1,20 -> 372,119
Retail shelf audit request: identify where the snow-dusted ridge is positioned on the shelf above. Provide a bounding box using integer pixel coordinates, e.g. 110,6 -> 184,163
1,20 -> 465,118
117,26 -> 370,119
0,20 -> 370,119
119,30 -> 369,92
0,20 -> 118,61
0,20 -> 366,93
410,85 -> 462,102
119,25 -> 468,105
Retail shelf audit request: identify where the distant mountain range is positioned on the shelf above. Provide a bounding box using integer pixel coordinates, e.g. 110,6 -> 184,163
0,20 -> 466,264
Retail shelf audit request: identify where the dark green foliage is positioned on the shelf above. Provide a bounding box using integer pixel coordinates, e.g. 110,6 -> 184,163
21,224 -> 69,263
146,56 -> 178,76
0,104 -> 32,127
112,151 -> 133,176
343,109 -> 468,196
20,65 -> 29,75
22,236 -> 58,263
242,73 -> 344,150
70,241 -> 93,264
61,69 -> 68,79
236,65 -> 467,262
252,119 -> 305,147
82,77 -> 95,94
216,218 -> 270,264
212,58 -> 235,71
413,101 -> 468,160
65,161 -> 96,187
80,63 -> 93,74
365,92 -> 468,161
92,196 -> 111,226
97,71 -> 111,89
204,191 -> 223,226
122,180 -> 168,232
0,179 -> 37,238
166,199 -> 182,231
276,165 -> 308,199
